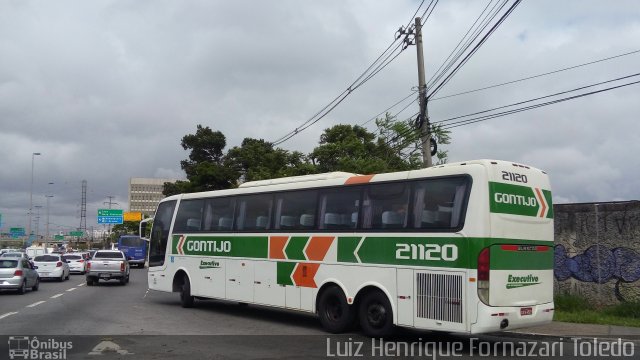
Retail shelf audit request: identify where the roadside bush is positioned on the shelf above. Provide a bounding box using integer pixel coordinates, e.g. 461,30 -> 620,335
602,302 -> 640,319
554,294 -> 593,312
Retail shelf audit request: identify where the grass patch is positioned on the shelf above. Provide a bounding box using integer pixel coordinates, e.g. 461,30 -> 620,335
554,294 -> 640,327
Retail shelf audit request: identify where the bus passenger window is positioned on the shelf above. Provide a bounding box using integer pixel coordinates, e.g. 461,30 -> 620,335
362,183 -> 409,230
318,188 -> 361,230
275,190 -> 318,230
411,176 -> 469,230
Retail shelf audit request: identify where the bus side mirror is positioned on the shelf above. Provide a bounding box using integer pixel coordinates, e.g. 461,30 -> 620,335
139,217 -> 153,242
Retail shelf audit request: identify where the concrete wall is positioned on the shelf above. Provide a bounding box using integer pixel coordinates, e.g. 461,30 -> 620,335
554,201 -> 640,304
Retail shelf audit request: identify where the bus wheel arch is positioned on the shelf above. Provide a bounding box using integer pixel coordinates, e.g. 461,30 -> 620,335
173,269 -> 195,308
316,282 -> 355,333
354,285 -> 395,337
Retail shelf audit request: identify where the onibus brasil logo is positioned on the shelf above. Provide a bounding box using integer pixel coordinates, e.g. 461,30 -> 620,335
8,336 -> 72,360
506,274 -> 541,289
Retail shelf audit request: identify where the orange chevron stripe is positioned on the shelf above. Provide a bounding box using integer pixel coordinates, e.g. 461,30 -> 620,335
344,174 -> 374,185
535,188 -> 547,218
269,236 -> 288,259
305,236 -> 334,261
177,236 -> 186,255
292,263 -> 320,288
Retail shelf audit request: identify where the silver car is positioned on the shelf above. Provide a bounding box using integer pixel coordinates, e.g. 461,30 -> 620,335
33,254 -> 70,282
0,258 -> 40,294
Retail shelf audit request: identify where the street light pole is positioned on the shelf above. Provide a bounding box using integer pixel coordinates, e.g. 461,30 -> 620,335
46,194 -> 54,251
27,152 -> 41,244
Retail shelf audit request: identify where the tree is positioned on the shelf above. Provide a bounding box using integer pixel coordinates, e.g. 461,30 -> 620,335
163,125 -> 239,196
110,221 -> 140,241
225,138 -> 316,182
310,122 -> 418,174
376,112 -> 451,167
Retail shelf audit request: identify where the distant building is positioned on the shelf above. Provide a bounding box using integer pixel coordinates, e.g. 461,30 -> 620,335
128,178 -> 178,216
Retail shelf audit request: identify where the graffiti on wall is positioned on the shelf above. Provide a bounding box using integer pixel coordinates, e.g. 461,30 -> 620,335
555,244 -> 640,302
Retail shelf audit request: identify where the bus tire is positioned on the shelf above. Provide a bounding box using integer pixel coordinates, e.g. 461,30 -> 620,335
180,275 -> 195,308
358,290 -> 394,337
317,285 -> 354,333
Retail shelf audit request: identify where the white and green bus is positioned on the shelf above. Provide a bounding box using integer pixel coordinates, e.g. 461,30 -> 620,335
141,159 -> 554,337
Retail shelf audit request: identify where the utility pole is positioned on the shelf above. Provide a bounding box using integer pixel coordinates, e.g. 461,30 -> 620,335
415,17 -> 433,168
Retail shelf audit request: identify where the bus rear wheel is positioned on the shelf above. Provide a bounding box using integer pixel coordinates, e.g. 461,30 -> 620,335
180,275 -> 195,308
317,285 -> 354,333
358,290 -> 394,337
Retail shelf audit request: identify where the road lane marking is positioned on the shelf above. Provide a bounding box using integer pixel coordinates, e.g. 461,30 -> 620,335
66,288 -> 76,292
51,293 -> 64,298
78,283 -> 86,287
26,301 -> 46,308
0,312 -> 19,320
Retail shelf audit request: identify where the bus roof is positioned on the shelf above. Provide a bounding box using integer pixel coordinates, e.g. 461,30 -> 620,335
166,159 -> 548,202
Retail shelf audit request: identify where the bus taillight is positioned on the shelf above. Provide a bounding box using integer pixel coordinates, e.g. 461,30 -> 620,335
478,247 -> 490,305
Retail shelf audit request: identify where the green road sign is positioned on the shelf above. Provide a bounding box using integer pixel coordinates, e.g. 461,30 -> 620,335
98,209 -> 123,216
54,235 -> 64,241
10,227 -> 25,236
70,231 -> 84,237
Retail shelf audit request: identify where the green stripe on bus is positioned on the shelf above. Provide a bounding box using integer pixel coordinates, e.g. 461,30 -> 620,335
285,236 -> 308,260
354,236 -> 471,268
337,237 -> 361,263
277,262 -> 296,285
171,234 -> 553,270
172,235 -> 269,258
489,182 -> 551,218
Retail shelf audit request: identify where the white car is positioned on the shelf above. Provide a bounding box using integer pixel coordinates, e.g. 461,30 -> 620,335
33,254 -> 70,281
63,253 -> 88,274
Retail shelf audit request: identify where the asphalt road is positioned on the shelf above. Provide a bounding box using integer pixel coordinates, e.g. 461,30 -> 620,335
1,269 -> 636,359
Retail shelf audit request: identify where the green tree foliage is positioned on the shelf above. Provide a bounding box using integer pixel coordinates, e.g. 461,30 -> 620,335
376,113 -> 451,166
110,221 -> 140,240
163,125 -> 239,196
166,114 -> 451,196
225,138 -> 316,182
311,121 -> 418,174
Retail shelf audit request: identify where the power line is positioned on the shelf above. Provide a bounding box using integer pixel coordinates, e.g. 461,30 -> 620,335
436,77 -> 640,130
428,0 -> 522,99
431,48 -> 640,101
435,72 -> 640,126
272,43 -> 407,146
271,1 -> 434,147
359,91 -> 418,127
357,48 -> 640,134
427,0 -> 501,89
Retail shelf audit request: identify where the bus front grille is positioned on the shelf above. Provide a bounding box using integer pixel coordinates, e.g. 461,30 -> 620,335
416,272 -> 463,323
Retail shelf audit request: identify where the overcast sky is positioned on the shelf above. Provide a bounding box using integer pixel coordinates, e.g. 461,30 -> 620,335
1,0 -> 639,235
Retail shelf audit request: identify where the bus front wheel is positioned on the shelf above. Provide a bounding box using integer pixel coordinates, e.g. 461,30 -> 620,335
180,275 -> 195,308
317,285 -> 354,333
358,290 -> 394,337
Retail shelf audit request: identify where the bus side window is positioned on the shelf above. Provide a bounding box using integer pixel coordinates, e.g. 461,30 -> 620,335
275,190 -> 317,230
362,183 -> 409,230
318,187 -> 361,230
174,199 -> 204,233
411,177 -> 469,230
235,194 -> 273,231
206,197 -> 236,231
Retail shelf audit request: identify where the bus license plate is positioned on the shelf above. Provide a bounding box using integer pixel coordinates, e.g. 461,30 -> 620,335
520,307 -> 533,316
